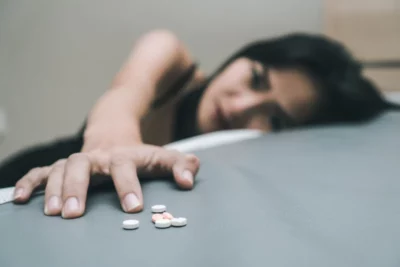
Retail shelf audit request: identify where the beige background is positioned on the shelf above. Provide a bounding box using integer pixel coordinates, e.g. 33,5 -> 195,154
324,0 -> 400,92
0,0 -> 322,160
324,0 -> 400,61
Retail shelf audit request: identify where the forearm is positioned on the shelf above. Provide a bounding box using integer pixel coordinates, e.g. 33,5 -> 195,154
85,30 -> 194,144
113,36 -> 189,114
85,89 -> 143,144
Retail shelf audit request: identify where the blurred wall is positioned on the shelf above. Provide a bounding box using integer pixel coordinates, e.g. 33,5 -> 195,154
0,0 -> 322,160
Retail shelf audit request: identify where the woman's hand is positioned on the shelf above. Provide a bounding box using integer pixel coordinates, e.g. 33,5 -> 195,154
11,30 -> 200,219
13,145 -> 200,219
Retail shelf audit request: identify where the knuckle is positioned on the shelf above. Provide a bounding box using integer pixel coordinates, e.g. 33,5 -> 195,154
68,153 -> 88,163
52,161 -> 65,172
146,147 -> 169,169
165,149 -> 181,161
28,167 -> 42,176
110,152 -> 131,167
89,150 -> 107,163
148,148 -> 160,163
29,167 -> 45,178
88,151 -> 110,174
17,168 -> 42,188
54,159 -> 66,166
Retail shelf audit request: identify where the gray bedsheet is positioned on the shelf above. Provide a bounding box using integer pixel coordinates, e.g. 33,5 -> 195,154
1,112 -> 399,267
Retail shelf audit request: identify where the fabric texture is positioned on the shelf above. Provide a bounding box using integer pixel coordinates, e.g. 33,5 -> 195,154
0,112 -> 399,267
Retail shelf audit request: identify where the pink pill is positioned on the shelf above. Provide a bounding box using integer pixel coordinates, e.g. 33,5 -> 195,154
162,212 -> 174,220
152,214 -> 163,223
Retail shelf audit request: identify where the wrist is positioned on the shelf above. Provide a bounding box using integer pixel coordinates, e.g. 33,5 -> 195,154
82,124 -> 142,152
86,92 -> 143,146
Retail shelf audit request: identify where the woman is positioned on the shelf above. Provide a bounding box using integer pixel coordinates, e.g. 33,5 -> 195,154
0,30 -> 397,219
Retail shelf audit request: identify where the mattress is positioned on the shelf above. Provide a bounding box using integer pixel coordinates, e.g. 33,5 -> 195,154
0,111 -> 399,267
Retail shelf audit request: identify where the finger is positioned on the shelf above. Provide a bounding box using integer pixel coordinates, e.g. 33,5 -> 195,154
61,153 -> 91,219
172,153 -> 200,190
14,166 -> 51,203
137,147 -> 200,190
44,160 -> 66,216
110,153 -> 143,213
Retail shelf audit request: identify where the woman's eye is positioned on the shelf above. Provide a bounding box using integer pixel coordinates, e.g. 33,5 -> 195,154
251,66 -> 262,89
251,65 -> 269,91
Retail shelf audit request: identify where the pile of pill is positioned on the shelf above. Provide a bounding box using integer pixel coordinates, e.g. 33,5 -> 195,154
122,204 -> 187,230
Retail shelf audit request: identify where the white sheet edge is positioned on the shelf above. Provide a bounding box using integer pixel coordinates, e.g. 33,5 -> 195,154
163,129 -> 263,152
0,129 -> 263,204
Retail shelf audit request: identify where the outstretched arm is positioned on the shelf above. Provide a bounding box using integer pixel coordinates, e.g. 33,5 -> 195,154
13,30 -> 201,219
83,29 -> 196,150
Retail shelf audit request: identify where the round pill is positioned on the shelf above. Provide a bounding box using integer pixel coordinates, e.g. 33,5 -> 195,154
152,214 -> 164,223
162,212 -> 174,220
171,217 -> 187,227
151,205 -> 166,213
155,219 -> 171,229
122,219 -> 139,230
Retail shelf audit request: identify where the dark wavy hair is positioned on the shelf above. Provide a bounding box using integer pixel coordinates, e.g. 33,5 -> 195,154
207,33 -> 400,125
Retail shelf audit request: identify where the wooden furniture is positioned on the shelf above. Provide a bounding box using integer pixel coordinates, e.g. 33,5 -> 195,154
324,0 -> 400,91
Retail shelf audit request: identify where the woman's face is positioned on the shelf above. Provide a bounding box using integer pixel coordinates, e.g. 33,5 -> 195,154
197,57 -> 321,133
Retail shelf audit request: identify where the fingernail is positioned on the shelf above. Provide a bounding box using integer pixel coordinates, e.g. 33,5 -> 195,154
13,188 -> 24,199
45,196 -> 61,215
123,193 -> 140,212
63,197 -> 79,214
182,170 -> 193,183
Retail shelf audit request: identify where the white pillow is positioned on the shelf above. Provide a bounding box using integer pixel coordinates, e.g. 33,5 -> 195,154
163,129 -> 263,152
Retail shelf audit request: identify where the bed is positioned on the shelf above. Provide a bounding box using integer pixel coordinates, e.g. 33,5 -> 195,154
0,110 -> 399,267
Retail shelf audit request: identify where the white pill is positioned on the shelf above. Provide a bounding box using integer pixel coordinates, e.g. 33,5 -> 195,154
171,217 -> 187,227
151,205 -> 166,213
122,219 -> 139,230
155,219 -> 171,229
